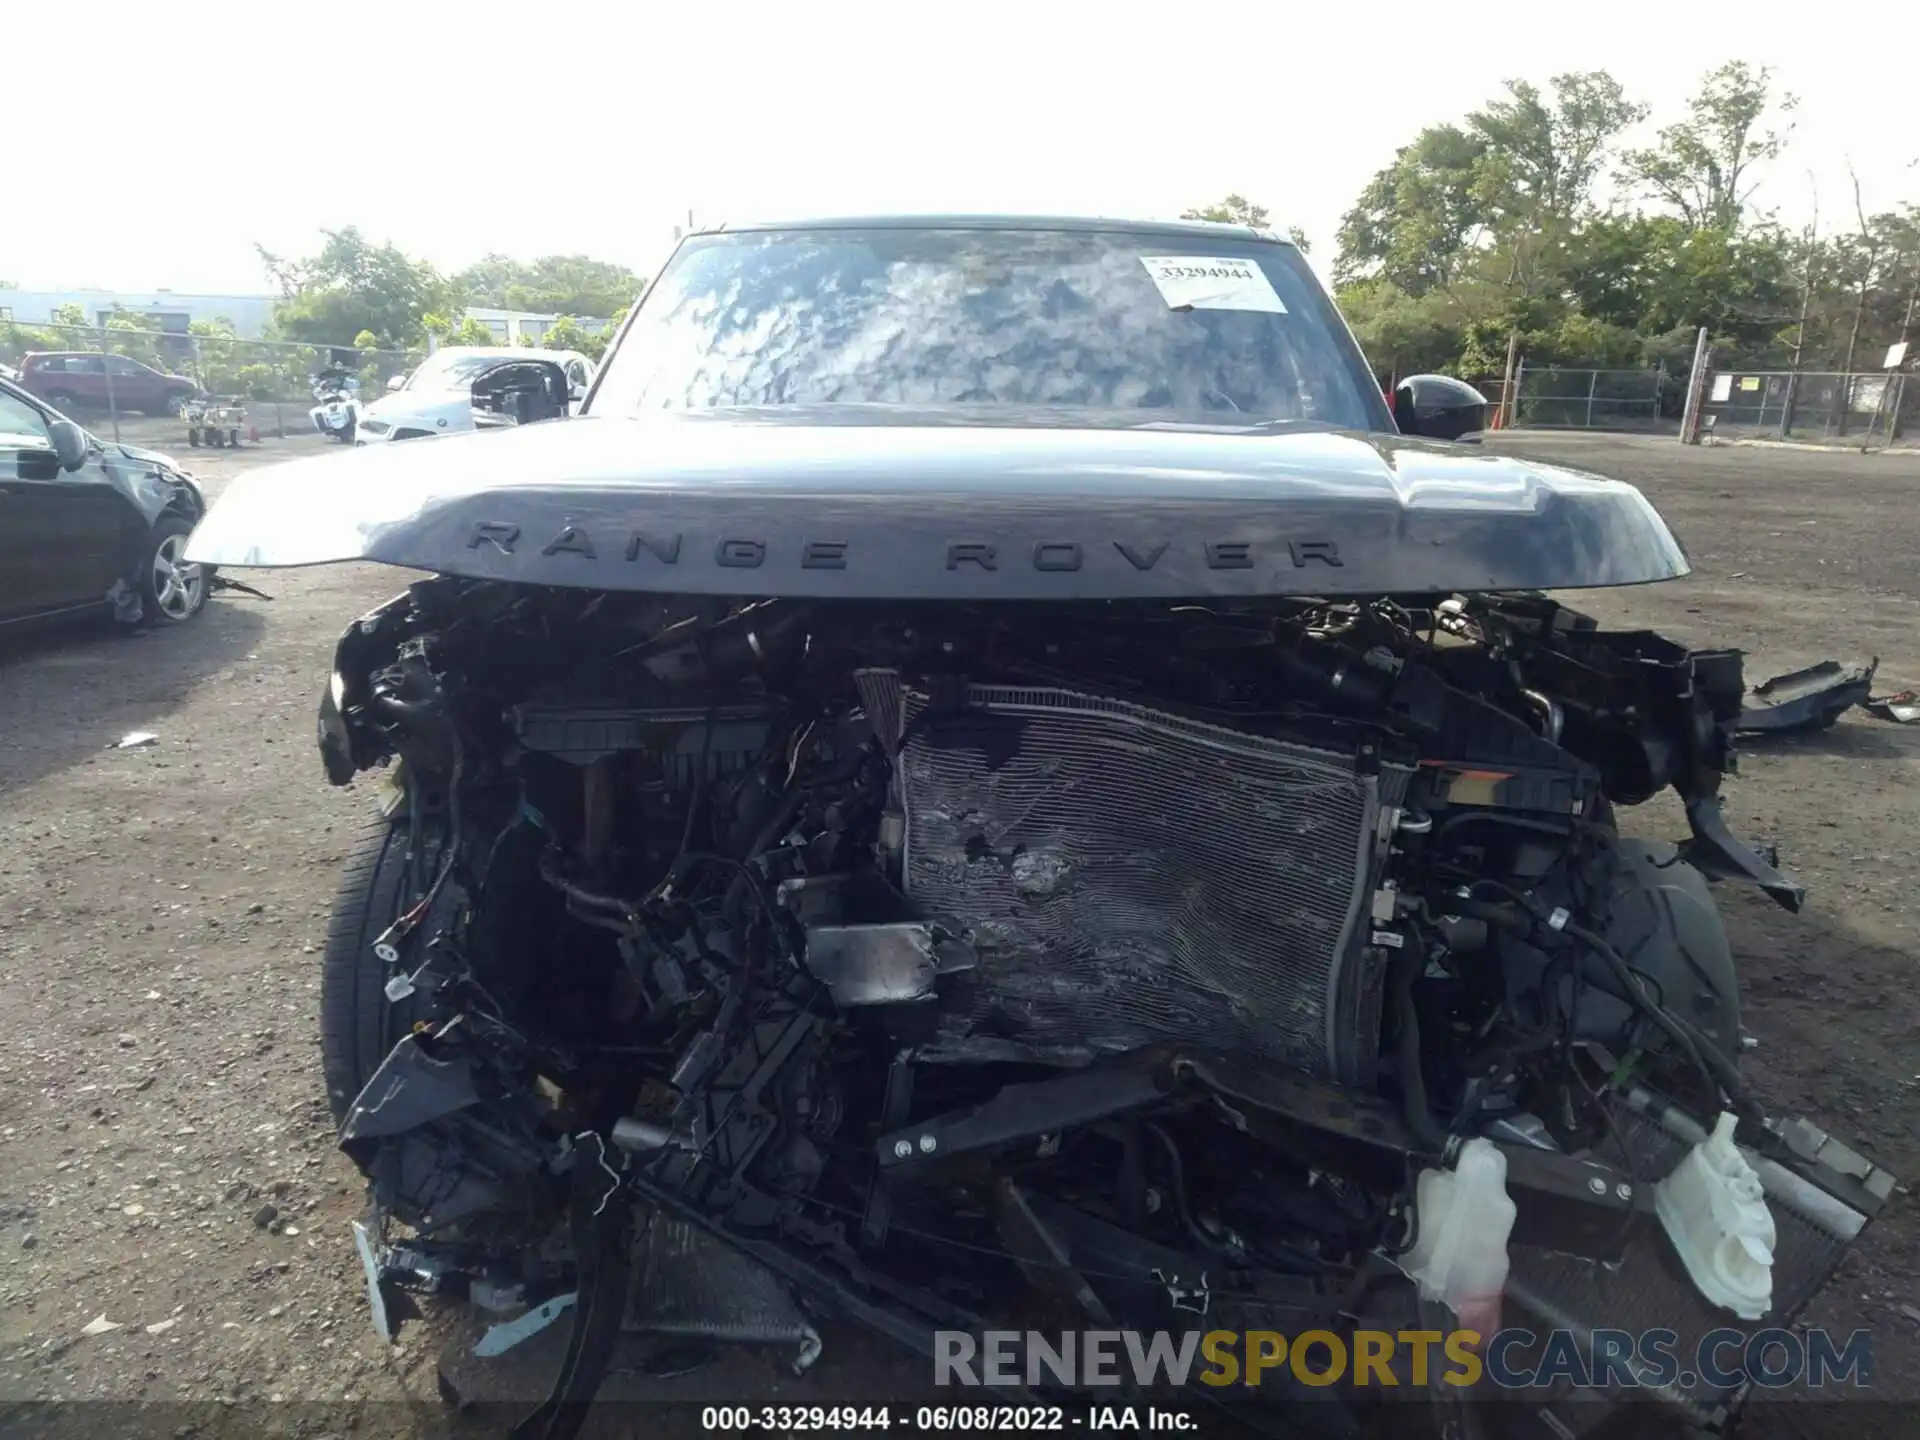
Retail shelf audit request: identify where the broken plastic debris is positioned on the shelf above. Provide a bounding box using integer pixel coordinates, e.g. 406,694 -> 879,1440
79,1315 -> 123,1337
1736,659 -> 1876,736
113,731 -> 160,749
1866,691 -> 1920,725
1655,1111 -> 1776,1321
145,1317 -> 178,1336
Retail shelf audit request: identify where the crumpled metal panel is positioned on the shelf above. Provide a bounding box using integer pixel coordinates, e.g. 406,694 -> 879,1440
891,681 -> 1391,1076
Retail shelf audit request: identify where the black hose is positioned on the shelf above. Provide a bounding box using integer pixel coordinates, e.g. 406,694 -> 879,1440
1446,892 -> 1754,1122
1389,943 -> 1448,1152
1144,1121 -> 1226,1256
1560,918 -> 1751,1113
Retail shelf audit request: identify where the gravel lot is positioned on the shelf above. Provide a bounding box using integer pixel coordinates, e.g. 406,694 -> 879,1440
3,424 -> 1919,1437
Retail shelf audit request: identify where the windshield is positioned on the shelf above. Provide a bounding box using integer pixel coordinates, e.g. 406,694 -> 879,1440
404,353 -> 507,391
587,226 -> 1387,429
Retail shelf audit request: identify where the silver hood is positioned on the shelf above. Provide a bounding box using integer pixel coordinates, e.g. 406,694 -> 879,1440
184,412 -> 1690,600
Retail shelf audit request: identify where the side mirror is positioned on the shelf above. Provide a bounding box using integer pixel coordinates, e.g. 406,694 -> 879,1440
1393,374 -> 1488,442
387,375 -> 406,392
49,419 -> 90,472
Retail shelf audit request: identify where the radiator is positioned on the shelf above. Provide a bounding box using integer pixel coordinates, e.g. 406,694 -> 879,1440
881,680 -> 1402,1079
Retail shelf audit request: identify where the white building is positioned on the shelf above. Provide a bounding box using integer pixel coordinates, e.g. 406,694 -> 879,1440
464,307 -> 611,344
0,287 -> 280,338
0,290 -> 613,345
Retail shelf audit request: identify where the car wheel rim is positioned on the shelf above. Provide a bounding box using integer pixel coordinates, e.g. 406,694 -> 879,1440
152,534 -> 204,620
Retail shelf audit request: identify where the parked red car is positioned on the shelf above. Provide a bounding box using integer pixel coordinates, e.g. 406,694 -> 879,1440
15,352 -> 201,417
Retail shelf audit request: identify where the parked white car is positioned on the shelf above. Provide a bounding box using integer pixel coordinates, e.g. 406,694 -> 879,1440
353,347 -> 596,445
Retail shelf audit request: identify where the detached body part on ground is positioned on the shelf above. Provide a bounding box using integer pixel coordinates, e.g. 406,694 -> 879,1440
184,216 -> 1896,1439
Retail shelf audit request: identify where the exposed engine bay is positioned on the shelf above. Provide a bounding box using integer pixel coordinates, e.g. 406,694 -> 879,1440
318,580 -> 1894,1437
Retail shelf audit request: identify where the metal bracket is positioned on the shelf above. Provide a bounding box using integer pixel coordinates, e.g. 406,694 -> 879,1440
350,1217 -> 393,1344
475,1293 -> 578,1358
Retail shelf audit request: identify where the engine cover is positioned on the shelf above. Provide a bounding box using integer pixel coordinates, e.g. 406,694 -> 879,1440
879,679 -> 1404,1078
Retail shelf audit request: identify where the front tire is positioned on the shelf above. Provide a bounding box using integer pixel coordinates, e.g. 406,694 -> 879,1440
131,516 -> 207,627
321,813 -> 432,1127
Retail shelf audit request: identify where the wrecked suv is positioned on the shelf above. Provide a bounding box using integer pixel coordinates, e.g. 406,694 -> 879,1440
186,216 -> 1893,1436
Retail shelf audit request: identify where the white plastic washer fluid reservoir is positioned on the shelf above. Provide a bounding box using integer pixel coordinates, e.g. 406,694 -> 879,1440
1655,1110 -> 1775,1321
1401,1138 -> 1517,1338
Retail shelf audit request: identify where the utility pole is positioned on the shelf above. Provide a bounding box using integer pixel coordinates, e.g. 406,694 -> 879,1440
1781,176 -> 1820,437
1836,166 -> 1881,438
99,326 -> 121,444
1893,274 -> 1919,442
1499,330 -> 1521,428
1679,326 -> 1712,445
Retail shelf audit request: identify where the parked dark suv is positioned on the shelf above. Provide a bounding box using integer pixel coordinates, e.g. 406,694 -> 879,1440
16,352 -> 201,417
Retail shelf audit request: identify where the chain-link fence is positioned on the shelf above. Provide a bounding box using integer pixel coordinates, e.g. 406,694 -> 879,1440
1472,358 -> 1917,447
0,318 -> 423,444
1509,366 -> 1671,431
1695,369 -> 1917,447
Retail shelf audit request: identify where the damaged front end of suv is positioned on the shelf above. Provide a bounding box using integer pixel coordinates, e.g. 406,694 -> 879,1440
187,217 -> 1893,1438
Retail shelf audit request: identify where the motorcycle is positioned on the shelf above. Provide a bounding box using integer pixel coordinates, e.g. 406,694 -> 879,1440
308,369 -> 360,444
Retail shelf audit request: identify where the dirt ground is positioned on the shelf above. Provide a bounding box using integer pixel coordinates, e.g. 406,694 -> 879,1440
3,424 -> 1920,1436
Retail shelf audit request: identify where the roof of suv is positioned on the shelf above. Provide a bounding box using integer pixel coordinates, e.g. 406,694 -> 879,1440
692,213 -> 1291,243
22,351 -> 170,366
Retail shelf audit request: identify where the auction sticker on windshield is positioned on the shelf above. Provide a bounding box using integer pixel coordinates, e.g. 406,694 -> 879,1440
1140,256 -> 1288,314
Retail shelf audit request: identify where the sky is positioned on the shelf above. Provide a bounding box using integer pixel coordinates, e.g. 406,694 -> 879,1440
6,2 -> 1915,296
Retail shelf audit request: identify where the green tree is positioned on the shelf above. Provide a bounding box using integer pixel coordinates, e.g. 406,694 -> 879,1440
1182,195 -> 1269,229
1470,73 -> 1647,229
1334,279 -> 1469,376
455,254 -> 641,318
99,308 -> 168,368
1337,72 -> 1642,297
1181,196 -> 1311,252
1327,60 -> 1840,381
1560,214 -> 1795,345
1619,62 -> 1797,232
424,312 -> 502,348
259,227 -> 456,348
1336,124 -> 1493,293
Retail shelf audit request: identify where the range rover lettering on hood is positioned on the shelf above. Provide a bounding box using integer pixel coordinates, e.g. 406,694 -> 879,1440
468,520 -> 1346,573
181,416 -> 1693,597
